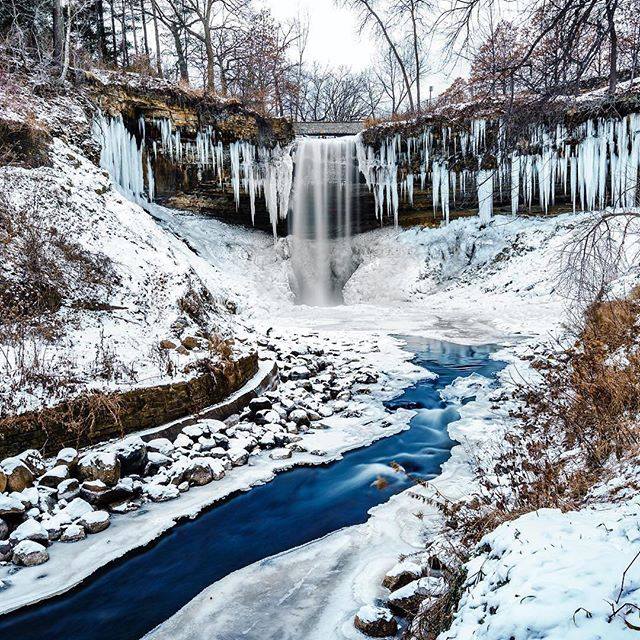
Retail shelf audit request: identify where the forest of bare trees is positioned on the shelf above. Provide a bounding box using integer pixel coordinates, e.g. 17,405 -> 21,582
1,0 -> 639,120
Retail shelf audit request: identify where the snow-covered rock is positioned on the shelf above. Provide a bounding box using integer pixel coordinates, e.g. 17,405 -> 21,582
145,483 -> 179,502
1,457 -> 34,492
62,498 -> 94,520
57,478 -> 81,501
77,452 -> 121,487
60,524 -> 86,543
354,605 -> 397,638
78,510 -> 110,534
12,540 -> 49,566
39,465 -> 70,488
55,448 -> 79,467
9,518 -> 49,545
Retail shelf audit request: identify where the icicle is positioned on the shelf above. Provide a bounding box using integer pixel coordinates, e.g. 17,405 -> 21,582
511,153 -> 520,215
477,169 -> 494,222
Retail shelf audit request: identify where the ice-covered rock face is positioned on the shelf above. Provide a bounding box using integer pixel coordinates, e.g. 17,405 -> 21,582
357,113 -> 640,225
92,112 -> 294,238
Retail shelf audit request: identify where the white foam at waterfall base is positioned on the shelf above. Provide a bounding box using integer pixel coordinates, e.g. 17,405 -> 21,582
289,136 -> 361,307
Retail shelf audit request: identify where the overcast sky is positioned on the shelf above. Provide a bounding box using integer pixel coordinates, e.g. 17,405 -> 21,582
259,0 -> 468,94
259,0 -> 376,70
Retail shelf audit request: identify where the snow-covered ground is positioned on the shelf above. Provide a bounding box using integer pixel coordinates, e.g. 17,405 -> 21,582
0,138 -> 251,414
142,209 -> 640,640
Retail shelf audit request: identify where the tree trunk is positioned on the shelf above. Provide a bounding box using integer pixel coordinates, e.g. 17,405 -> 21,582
150,0 -> 163,76
128,0 -> 139,57
606,0 -> 618,93
95,0 -> 108,61
109,0 -> 118,65
52,0 -> 64,67
411,5 -> 420,110
170,26 -> 189,84
59,4 -> 72,82
121,0 -> 129,66
140,0 -> 150,58
204,32 -> 216,93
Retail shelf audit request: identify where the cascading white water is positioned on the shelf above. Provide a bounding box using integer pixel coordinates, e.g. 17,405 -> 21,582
289,137 -> 360,306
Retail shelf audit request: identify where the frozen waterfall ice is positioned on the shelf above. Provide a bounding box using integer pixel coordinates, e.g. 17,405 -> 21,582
289,137 -> 361,306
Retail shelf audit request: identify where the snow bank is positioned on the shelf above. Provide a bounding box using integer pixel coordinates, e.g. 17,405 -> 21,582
0,137 -> 244,413
443,501 -> 640,640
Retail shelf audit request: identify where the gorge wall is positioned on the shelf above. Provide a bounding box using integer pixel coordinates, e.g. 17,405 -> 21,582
358,86 -> 640,228
86,72 -> 640,237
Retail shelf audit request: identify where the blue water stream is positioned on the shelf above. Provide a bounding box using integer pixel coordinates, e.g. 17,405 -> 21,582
0,337 -> 504,640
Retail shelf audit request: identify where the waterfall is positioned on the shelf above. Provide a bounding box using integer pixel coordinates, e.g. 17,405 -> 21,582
289,137 -> 360,306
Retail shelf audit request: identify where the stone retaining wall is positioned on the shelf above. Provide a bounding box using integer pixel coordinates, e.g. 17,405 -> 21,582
0,352 -> 258,458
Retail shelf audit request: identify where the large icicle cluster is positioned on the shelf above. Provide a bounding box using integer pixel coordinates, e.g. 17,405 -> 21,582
93,112 -> 294,236
356,112 -> 640,225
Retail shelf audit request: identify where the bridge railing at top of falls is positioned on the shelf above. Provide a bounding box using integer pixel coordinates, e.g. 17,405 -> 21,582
292,122 -> 365,137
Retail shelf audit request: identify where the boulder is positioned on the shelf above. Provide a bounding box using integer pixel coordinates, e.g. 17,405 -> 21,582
78,510 -> 110,534
0,540 -> 12,561
289,366 -> 311,380
0,494 -> 26,516
9,518 -> 49,545
160,339 -> 177,350
382,560 -> 424,592
145,452 -> 173,476
249,397 -> 272,412
43,513 -> 72,540
185,460 -> 214,486
228,448 -> 249,467
269,448 -> 292,461
354,605 -> 397,637
200,419 -> 227,434
259,432 -> 276,449
60,524 -> 86,543
0,518 -> 8,540
1,457 -> 34,492
288,409 -> 310,426
12,540 -> 49,566
198,437 -> 219,452
174,434 -> 193,449
62,497 -> 94,521
182,424 -> 204,439
18,450 -> 46,476
77,452 -> 121,487
57,478 -> 81,501
56,447 -> 79,468
388,576 -> 447,615
37,486 -> 58,514
145,483 -> 179,502
17,486 -> 39,508
0,469 -> 6,493
39,465 -> 70,488
254,409 -> 281,425
181,336 -> 199,350
80,479 -> 137,507
147,438 -> 175,456
113,437 -> 148,476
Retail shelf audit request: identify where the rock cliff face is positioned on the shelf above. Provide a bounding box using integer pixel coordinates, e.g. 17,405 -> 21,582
84,70 -> 296,235
357,86 -> 640,227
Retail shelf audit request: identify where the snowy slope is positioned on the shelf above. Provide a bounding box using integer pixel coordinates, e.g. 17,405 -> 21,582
0,137 -> 247,414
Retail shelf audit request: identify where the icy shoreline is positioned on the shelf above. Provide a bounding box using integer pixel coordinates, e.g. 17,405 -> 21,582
0,330 -> 422,616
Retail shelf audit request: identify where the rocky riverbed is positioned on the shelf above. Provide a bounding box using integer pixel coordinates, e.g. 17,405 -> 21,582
0,328 -> 414,590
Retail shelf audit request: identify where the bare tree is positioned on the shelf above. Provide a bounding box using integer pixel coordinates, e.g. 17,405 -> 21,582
389,0 -> 431,109
342,0 -> 416,111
